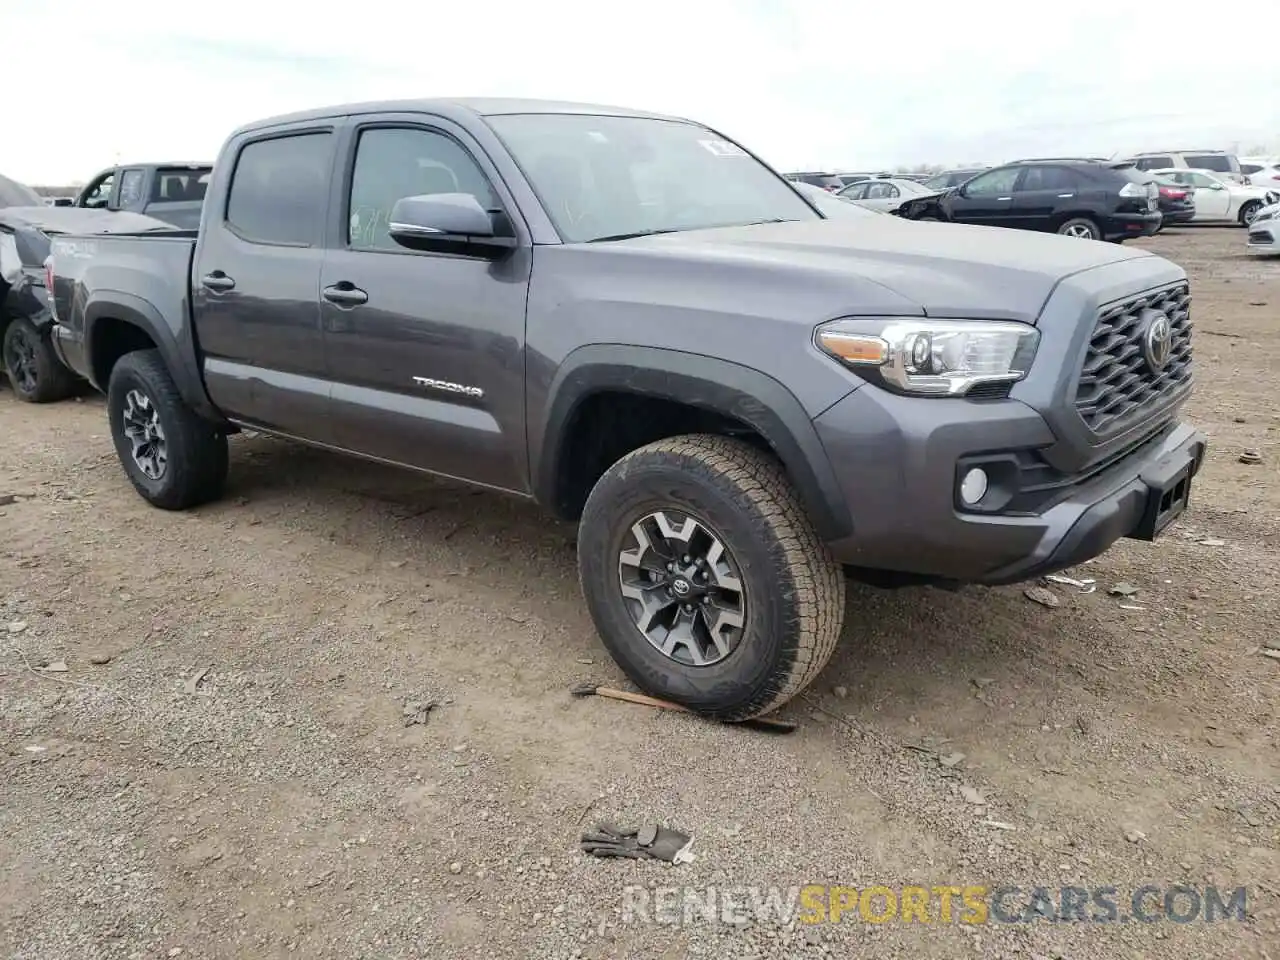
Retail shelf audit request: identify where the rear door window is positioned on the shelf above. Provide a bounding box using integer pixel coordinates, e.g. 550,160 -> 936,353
1185,154 -> 1233,173
1133,156 -> 1173,171
118,169 -> 145,206
1017,166 -> 1080,192
225,132 -> 333,246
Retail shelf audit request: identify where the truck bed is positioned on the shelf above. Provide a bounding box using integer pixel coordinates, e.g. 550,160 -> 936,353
49,232 -> 198,387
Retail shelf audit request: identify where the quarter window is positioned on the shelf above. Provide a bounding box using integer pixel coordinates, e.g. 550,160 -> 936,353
226,132 -> 333,246
348,127 -> 499,251
1185,154 -> 1232,173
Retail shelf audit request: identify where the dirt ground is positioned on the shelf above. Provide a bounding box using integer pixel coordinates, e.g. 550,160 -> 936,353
1,227 -> 1277,960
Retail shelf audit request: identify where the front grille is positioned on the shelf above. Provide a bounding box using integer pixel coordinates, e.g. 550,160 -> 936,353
1074,282 -> 1192,434
1248,229 -> 1274,245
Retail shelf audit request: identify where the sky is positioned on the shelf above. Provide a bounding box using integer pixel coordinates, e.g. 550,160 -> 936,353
6,0 -> 1279,185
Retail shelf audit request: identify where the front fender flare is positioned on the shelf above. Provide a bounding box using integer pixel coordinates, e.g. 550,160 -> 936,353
533,345 -> 854,542
84,291 -> 221,421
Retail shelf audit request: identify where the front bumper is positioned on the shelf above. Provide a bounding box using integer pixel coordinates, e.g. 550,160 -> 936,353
813,386 -> 1206,585
1099,211 -> 1162,240
1246,224 -> 1279,252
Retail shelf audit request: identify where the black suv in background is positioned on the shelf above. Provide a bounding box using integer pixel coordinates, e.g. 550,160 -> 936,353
895,159 -> 1161,241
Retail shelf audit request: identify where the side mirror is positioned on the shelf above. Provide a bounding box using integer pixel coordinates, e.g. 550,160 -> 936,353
388,193 -> 515,258
1209,182 -> 1226,191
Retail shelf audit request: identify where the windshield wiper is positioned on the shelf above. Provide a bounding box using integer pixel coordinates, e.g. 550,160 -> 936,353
588,228 -> 681,243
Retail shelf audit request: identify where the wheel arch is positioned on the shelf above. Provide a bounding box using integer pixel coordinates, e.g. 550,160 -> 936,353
84,293 -> 222,422
533,345 -> 853,542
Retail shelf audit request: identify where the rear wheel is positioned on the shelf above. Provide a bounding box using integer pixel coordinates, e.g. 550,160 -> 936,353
1058,217 -> 1101,240
107,349 -> 228,510
2,317 -> 77,403
577,434 -> 846,721
1239,201 -> 1262,226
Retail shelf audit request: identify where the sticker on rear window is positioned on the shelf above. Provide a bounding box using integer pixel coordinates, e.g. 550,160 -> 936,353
699,139 -> 748,158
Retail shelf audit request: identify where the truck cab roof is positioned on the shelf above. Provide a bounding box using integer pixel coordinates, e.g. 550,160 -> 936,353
235,98 -> 687,135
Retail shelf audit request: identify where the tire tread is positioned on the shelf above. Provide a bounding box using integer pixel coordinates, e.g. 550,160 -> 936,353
586,433 -> 845,719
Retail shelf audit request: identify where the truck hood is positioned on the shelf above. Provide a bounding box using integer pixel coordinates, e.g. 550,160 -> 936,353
614,217 -> 1156,322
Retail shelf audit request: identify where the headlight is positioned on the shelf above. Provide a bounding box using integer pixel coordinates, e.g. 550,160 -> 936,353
815,318 -> 1040,396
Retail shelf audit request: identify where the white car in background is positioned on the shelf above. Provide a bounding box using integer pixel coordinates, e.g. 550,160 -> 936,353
790,180 -> 883,218
1246,201 -> 1280,254
1241,157 -> 1280,190
1149,168 -> 1280,225
836,176 -> 939,214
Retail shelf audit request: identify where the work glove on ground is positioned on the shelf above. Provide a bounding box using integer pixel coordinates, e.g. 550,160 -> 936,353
580,823 -> 693,862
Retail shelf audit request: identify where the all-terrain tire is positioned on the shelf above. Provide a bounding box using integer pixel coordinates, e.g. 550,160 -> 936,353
107,349 -> 228,510
577,434 -> 846,721
2,317 -> 78,403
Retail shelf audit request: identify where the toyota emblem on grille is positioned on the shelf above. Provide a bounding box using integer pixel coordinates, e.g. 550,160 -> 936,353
1141,311 -> 1173,372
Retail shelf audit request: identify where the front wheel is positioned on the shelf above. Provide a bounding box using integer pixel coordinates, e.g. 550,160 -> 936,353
577,434 -> 846,721
107,349 -> 228,510
2,318 -> 77,403
1058,217 -> 1101,240
1239,201 -> 1262,226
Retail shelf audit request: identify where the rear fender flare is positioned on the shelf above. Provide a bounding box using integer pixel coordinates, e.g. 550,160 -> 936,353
534,344 -> 853,542
84,292 -> 222,421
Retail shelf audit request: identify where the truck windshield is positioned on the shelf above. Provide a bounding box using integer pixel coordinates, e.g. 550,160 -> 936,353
487,113 -> 819,242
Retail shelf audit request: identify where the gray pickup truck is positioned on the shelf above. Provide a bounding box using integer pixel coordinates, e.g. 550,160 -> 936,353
71,162 -> 213,229
47,98 -> 1206,720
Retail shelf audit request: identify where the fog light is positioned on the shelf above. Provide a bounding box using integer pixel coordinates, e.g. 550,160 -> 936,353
960,467 -> 989,506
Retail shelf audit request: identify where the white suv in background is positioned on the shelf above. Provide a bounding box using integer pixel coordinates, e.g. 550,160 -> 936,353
1128,149 -> 1248,183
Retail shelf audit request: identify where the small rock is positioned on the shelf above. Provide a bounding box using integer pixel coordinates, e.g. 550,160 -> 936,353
167,950 -> 183,959
7,620 -> 28,634
1238,449 -> 1262,465
1260,650 -> 1280,662
832,685 -> 848,699
42,661 -> 69,673
1263,637 -> 1280,651
0,494 -> 16,506
940,752 -> 966,768
88,654 -> 113,665
1205,733 -> 1229,748
448,862 -> 463,875
1124,829 -> 1146,843
960,785 -> 985,805
1023,587 -> 1060,608
1232,416 -> 1247,424
1108,582 -> 1139,597
1198,538 -> 1226,547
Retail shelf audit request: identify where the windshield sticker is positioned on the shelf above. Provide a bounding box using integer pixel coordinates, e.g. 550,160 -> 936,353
699,139 -> 748,158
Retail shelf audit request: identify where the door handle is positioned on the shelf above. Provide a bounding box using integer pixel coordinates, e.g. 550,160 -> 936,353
201,272 -> 235,292
322,282 -> 368,307
997,197 -> 1012,201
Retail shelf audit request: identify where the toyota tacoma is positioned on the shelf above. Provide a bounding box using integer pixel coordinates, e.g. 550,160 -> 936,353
46,98 -> 1206,720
